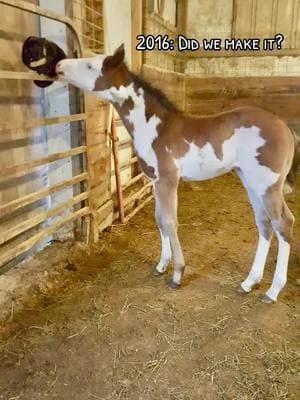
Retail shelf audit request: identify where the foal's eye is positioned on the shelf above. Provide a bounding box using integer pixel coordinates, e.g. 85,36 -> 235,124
87,64 -> 92,70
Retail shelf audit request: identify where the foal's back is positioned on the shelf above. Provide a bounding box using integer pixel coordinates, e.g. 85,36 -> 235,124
164,106 -> 294,185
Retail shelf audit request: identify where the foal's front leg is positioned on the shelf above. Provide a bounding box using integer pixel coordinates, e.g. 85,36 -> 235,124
155,226 -> 172,274
154,186 -> 171,273
154,178 -> 185,288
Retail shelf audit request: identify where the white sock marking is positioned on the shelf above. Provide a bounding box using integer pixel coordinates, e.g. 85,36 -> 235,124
265,233 -> 290,301
173,271 -> 182,284
156,229 -> 171,273
241,234 -> 271,292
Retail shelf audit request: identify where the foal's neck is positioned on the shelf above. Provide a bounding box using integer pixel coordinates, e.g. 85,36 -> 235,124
108,65 -> 176,139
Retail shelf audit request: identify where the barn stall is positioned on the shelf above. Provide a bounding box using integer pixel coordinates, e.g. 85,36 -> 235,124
0,1 -> 299,399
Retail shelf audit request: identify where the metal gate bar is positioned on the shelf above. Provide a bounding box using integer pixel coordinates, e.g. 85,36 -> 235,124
0,173 -> 88,217
0,0 -> 83,51
0,0 -> 88,269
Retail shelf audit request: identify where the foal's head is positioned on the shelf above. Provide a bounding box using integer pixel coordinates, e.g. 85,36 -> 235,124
55,44 -> 125,93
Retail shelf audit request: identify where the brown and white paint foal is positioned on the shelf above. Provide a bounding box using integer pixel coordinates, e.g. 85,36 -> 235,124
56,45 -> 295,303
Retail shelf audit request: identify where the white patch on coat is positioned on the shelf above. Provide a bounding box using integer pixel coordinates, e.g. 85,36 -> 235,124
95,84 -> 136,104
234,126 -> 280,195
57,56 -> 161,178
127,88 -> 161,180
96,83 -> 161,179
156,229 -> 171,273
175,126 -> 279,196
175,140 -> 235,181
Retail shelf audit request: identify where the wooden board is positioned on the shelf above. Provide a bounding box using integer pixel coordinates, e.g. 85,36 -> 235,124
0,173 -> 88,217
84,91 -> 110,241
185,76 -> 300,121
0,207 -> 88,267
141,64 -> 186,111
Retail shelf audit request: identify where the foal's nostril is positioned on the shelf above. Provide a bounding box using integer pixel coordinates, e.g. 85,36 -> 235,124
55,61 -> 64,75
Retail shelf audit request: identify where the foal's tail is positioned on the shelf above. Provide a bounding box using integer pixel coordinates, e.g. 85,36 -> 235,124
284,128 -> 300,194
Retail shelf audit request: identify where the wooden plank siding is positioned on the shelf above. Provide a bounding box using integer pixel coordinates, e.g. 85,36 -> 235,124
140,66 -> 300,125
185,76 -> 300,122
141,64 -> 186,112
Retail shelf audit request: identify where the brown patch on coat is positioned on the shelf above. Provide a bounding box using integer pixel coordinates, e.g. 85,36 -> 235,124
286,130 -> 300,189
263,181 -> 295,242
233,107 -> 294,173
150,106 -> 294,181
137,157 -> 156,179
113,97 -> 135,134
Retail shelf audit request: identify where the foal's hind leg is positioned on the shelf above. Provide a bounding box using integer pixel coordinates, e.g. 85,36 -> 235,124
237,171 -> 273,293
153,177 -> 185,288
262,191 -> 294,303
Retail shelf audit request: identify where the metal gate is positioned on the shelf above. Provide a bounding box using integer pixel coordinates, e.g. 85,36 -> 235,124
0,0 -> 153,272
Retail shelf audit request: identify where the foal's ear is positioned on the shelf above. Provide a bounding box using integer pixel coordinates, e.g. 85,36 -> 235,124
103,44 -> 125,70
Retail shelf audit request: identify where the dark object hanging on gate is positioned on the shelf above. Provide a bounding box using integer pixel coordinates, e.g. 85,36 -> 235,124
22,36 -> 66,88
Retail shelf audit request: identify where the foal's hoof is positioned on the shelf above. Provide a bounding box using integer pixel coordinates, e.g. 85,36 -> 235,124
154,270 -> 165,276
237,285 -> 249,294
261,294 -> 276,304
168,279 -> 180,289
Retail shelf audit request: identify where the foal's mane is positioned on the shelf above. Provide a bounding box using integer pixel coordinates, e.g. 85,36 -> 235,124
126,67 -> 179,112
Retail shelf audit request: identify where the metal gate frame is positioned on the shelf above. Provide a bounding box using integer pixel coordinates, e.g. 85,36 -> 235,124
0,0 -> 154,269
0,0 -> 89,268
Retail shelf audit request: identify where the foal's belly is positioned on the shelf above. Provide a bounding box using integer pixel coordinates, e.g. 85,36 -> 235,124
180,166 -> 232,181
174,141 -> 236,181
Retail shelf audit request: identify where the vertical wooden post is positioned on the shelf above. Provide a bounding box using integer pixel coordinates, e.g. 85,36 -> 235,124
71,1 -> 112,241
176,0 -> 187,73
131,0 -> 143,73
84,91 -> 111,242
158,0 -> 166,17
111,111 -> 125,223
85,93 -> 100,243
231,0 -> 238,38
177,0 -> 187,34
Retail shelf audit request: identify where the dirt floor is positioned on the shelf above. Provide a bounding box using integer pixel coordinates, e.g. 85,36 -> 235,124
0,173 -> 299,400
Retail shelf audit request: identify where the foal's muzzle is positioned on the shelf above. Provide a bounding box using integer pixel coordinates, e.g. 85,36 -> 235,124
55,61 -> 65,78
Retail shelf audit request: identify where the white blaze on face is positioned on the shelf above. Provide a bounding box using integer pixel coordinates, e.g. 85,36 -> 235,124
56,55 -> 106,91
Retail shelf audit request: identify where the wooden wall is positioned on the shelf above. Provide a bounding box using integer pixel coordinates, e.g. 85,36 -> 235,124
233,0 -> 300,48
141,1 -> 300,127
139,68 -> 300,126
185,76 -> 300,123
72,2 -> 112,240
141,64 -> 185,111
142,2 -> 183,72
185,0 -> 300,76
